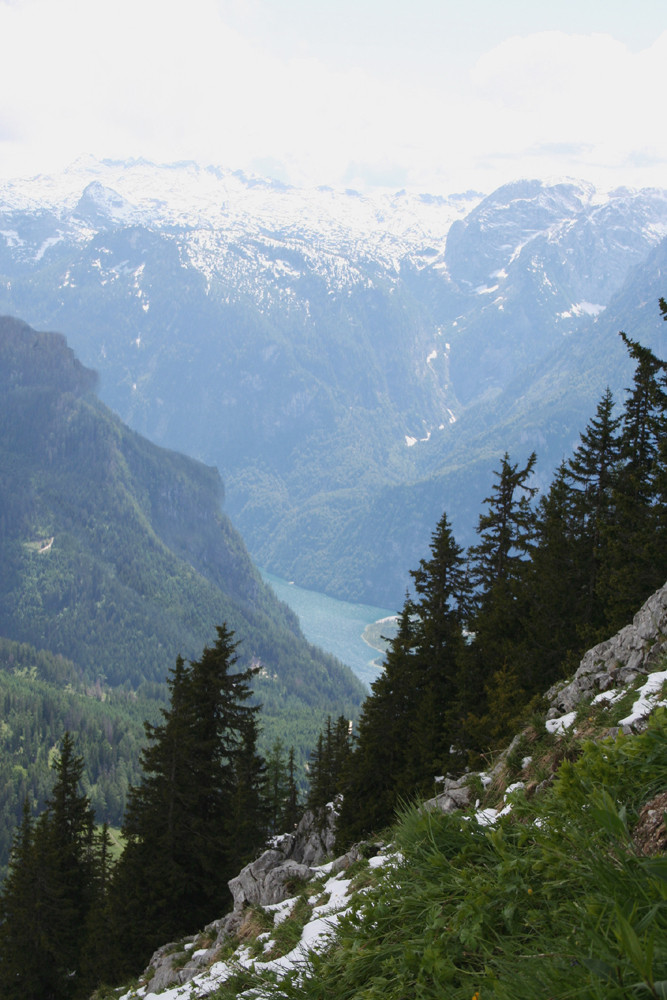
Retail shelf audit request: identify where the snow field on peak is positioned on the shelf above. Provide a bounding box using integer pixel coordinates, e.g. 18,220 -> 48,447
0,158 -> 480,269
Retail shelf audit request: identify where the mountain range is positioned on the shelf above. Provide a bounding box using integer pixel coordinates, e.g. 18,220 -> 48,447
1,159 -> 666,606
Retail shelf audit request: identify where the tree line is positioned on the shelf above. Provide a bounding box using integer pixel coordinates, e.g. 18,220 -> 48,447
331,309 -> 667,847
0,627 -> 302,998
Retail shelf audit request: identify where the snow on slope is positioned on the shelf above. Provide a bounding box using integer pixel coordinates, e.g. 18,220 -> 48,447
0,157 -> 482,275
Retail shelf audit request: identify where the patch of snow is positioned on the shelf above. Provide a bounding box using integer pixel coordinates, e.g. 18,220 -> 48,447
558,301 -> 605,319
34,234 -> 64,261
475,807 -> 500,826
405,435 -> 417,447
545,711 -> 577,734
0,229 -> 21,246
475,283 -> 499,295
426,349 -> 437,364
617,670 -> 667,727
591,688 -> 625,705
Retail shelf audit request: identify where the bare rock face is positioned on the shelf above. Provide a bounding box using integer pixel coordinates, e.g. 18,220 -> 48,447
227,801 -> 339,910
632,791 -> 667,856
422,775 -> 472,814
546,583 -> 667,718
228,852 -> 313,909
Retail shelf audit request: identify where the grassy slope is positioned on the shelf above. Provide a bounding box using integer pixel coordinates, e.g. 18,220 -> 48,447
115,669 -> 667,1000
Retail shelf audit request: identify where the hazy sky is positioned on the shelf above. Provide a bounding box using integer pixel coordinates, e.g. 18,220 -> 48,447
0,0 -> 665,194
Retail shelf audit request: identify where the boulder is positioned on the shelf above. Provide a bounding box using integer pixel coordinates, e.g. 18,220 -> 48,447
228,853 -> 313,909
422,775 -> 472,814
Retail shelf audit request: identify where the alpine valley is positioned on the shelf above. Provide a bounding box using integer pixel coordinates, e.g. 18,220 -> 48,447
0,315 -> 364,870
2,159 -> 666,607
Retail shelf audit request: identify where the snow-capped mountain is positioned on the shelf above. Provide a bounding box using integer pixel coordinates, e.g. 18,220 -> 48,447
1,159 -> 666,606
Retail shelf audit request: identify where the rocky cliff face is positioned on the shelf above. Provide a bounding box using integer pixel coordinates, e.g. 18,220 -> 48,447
546,582 -> 667,718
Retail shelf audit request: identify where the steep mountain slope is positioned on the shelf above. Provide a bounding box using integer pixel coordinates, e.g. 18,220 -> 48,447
0,314 -> 364,725
115,583 -> 667,1000
1,161 -> 666,605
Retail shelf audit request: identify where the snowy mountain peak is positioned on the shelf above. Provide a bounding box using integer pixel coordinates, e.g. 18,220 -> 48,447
74,180 -> 138,227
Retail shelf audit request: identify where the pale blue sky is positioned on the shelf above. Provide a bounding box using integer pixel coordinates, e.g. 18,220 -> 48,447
0,0 -> 665,193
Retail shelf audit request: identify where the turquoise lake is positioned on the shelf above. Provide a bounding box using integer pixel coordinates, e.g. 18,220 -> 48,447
261,570 -> 397,688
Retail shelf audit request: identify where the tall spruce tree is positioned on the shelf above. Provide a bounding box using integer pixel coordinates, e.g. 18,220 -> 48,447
524,390 -> 622,680
467,453 -> 537,741
0,734 -> 100,1000
600,330 -> 667,629
405,511 -> 471,774
335,600 -> 420,848
337,514 -> 470,847
306,715 -> 353,813
110,625 -> 264,976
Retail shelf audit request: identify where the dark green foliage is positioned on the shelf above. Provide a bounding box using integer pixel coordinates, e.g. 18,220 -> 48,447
265,740 -> 302,835
337,513 -> 471,847
109,627 -> 267,975
0,636 -> 160,878
467,452 -> 537,698
0,734 -> 107,1000
522,389 -> 623,683
306,715 -> 353,813
599,332 -> 667,630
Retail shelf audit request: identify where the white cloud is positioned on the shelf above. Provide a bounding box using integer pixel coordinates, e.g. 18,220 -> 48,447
0,0 -> 665,193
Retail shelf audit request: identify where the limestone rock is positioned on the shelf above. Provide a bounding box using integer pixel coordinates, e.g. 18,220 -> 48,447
422,775 -> 472,814
228,853 -> 313,909
546,582 -> 667,717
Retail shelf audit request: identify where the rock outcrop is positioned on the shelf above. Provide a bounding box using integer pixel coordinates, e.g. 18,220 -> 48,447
141,801 -> 346,994
422,775 -> 472,814
546,582 -> 667,717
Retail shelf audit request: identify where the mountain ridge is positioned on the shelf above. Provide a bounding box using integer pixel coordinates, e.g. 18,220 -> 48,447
2,160 -> 667,605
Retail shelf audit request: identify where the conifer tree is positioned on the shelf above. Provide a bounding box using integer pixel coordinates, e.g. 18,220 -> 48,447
600,330 -> 667,629
307,715 -> 353,813
467,453 -> 537,736
265,738 -> 290,835
0,801 -> 40,998
337,515 -> 470,846
225,712 -> 268,874
110,626 -> 264,975
335,601 -> 420,848
0,735 -> 100,1000
524,391 -> 622,681
405,511 -> 471,773
563,387 -> 622,638
282,746 -> 301,831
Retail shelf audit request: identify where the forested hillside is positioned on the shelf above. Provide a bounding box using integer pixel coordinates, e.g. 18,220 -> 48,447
0,316 -> 365,871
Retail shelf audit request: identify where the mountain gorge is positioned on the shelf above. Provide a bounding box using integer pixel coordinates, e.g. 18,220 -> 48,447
0,316 -> 365,867
2,161 -> 666,606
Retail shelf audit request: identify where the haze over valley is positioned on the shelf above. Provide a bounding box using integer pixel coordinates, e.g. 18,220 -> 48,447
1,159 -> 666,608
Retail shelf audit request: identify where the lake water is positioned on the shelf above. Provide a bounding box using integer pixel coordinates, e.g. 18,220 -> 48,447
261,570 -> 397,688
